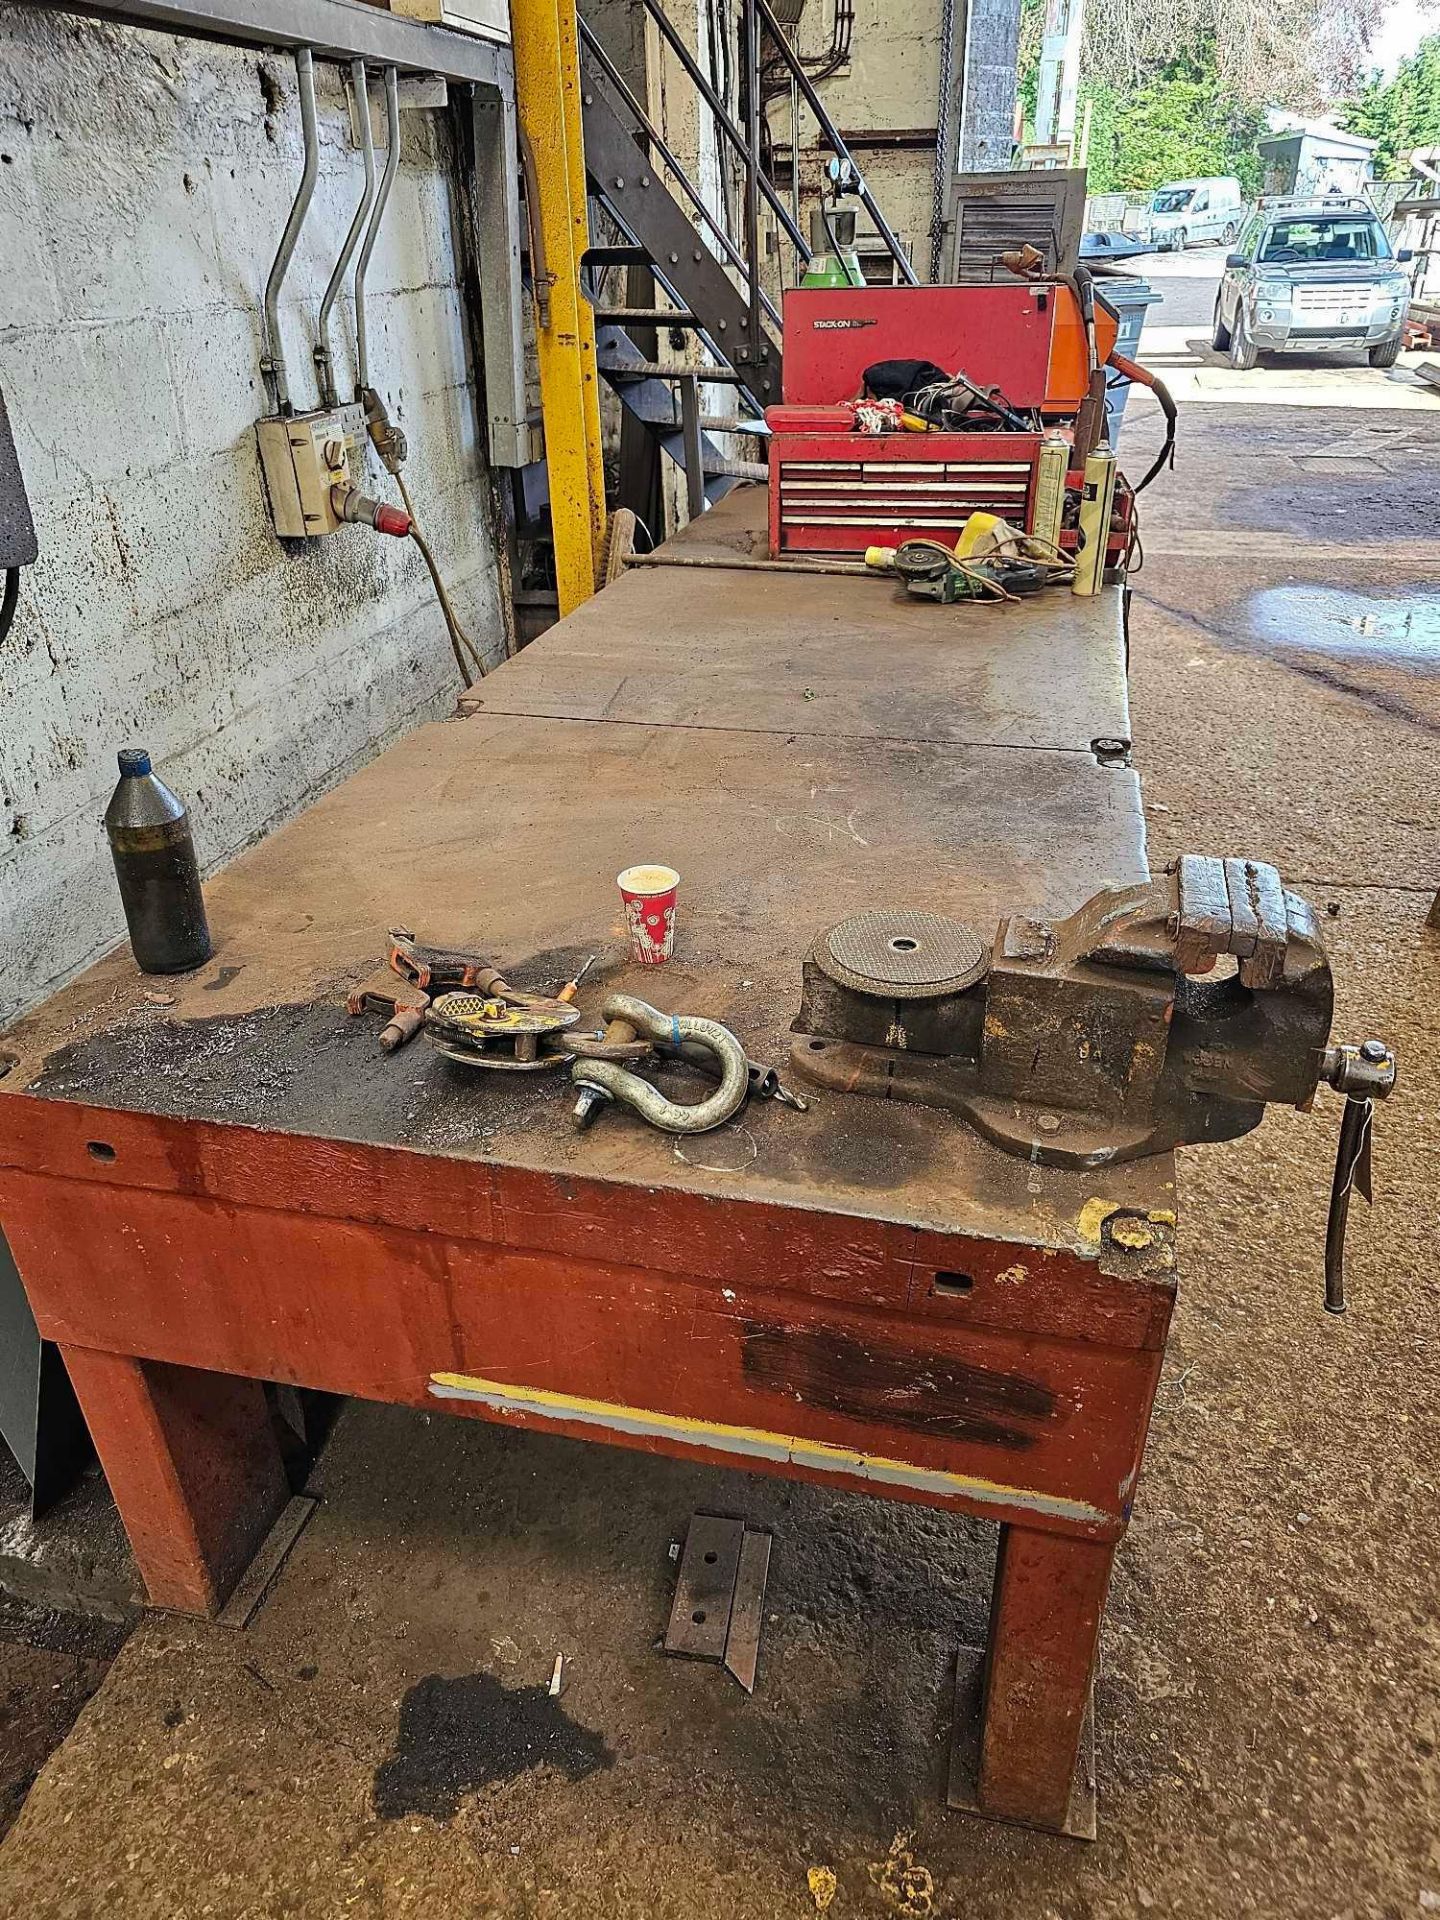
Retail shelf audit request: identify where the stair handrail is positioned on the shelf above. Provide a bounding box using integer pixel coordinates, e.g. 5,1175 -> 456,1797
751,0 -> 919,286
578,20 -> 782,334
624,0 -> 810,262
626,0 -> 917,289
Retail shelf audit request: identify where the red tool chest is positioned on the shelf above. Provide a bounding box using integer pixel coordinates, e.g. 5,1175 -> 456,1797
769,429 -> 1042,555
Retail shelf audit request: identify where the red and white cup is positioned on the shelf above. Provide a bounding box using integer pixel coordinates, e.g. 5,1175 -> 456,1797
617,864 -> 680,965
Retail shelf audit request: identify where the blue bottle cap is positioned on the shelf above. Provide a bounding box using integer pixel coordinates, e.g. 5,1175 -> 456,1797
117,748 -> 152,777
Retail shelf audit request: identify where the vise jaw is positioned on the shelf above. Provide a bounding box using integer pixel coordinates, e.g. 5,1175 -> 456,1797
791,855 -> 1339,1170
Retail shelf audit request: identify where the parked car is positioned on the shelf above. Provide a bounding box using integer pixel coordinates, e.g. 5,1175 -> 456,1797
1212,197 -> 1413,368
1079,230 -> 1151,263
1129,177 -> 1246,252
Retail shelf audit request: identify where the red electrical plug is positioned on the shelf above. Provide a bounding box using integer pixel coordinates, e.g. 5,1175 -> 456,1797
371,503 -> 412,538
331,487 -> 412,538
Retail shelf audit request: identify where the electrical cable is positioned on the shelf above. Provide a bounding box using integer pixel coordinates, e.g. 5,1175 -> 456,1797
396,473 -> 488,687
0,567 -> 18,647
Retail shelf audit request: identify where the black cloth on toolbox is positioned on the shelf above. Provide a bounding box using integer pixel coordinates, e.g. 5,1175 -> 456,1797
861,359 -> 950,408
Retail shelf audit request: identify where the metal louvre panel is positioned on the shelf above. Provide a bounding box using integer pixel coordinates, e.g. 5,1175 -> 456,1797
944,169 -> 1086,280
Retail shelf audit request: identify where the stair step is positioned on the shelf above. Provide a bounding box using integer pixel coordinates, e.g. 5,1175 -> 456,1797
580,54 -> 783,411
702,458 -> 768,480
581,244 -> 651,267
596,356 -> 749,386
594,306 -> 701,327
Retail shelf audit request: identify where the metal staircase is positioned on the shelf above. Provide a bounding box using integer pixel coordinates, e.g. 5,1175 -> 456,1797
548,0 -> 916,524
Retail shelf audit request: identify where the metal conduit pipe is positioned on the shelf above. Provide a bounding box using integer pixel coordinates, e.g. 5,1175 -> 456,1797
316,58 -> 378,409
260,46 -> 319,415
354,66 -> 401,398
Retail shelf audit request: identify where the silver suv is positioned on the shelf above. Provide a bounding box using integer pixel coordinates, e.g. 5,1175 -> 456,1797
1212,198 -> 1412,369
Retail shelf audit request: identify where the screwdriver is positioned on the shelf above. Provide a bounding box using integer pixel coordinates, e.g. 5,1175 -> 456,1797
557,955 -> 597,1006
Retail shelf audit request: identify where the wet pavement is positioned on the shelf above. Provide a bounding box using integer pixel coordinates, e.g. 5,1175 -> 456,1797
1,290 -> 1439,1917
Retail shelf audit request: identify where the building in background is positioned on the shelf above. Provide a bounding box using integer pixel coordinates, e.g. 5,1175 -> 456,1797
765,0 -> 1023,279
1258,119 -> 1379,199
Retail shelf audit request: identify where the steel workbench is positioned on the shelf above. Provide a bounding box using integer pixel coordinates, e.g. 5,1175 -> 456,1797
0,489 -> 1176,1836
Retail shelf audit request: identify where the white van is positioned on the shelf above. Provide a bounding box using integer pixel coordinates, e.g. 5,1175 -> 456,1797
1131,178 -> 1246,252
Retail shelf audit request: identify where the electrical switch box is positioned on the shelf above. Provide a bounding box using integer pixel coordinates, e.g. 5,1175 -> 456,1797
256,403 -> 365,540
388,0 -> 510,43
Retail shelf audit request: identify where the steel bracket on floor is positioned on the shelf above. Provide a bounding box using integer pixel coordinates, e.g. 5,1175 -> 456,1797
664,1513 -> 772,1692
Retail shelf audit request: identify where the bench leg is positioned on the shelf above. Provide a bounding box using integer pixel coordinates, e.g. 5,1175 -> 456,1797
61,1346 -> 288,1615
978,1524 -> 1115,1831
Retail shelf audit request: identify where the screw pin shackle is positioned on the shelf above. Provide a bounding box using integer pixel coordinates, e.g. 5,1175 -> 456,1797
571,994 -> 750,1135
1319,1040 -> 1396,1314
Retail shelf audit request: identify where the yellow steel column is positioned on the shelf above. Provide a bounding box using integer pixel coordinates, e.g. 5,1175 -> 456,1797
554,0 -> 608,566
511,0 -> 607,614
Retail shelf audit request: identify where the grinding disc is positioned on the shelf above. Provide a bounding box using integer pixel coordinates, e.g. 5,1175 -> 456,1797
816,910 -> 989,1000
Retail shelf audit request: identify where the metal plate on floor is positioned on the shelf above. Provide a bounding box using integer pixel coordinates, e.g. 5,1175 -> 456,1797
664,1513 -> 745,1660
216,1495 -> 318,1632
722,1527 -> 771,1694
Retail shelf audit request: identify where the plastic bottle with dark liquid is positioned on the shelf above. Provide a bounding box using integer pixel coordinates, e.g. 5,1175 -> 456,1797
103,748 -> 213,974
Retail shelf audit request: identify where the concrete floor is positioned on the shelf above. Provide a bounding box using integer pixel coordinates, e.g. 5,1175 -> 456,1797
2,256 -> 1439,1917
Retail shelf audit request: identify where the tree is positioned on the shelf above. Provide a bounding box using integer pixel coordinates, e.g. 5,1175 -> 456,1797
1018,0 -> 1387,126
1340,34 -> 1440,177
1082,0 -> 1385,108
1076,49 -> 1268,194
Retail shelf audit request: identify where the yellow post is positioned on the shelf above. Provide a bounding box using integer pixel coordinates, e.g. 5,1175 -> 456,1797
511,0 -> 607,614
554,0 -> 608,566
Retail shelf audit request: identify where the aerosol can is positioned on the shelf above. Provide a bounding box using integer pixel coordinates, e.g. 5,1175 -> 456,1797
1072,445 -> 1118,597
1032,433 -> 1070,554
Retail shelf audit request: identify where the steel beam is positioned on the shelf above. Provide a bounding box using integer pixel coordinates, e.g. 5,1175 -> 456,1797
511,0 -> 605,611
554,0 -> 607,575
32,0 -> 512,91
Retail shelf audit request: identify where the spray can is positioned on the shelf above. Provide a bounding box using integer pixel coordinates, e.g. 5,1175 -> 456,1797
1032,433 -> 1070,553
103,748 -> 212,974
1072,446 -> 1118,597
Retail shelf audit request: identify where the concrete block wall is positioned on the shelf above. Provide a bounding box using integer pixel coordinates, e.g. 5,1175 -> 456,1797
0,9 -> 506,1024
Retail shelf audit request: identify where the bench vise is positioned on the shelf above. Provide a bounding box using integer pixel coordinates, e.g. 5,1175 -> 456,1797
791,856 -> 1394,1307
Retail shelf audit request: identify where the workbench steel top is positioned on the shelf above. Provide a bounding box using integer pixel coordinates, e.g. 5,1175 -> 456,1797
468,498 -> 1132,753
0,489 -> 1173,1252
